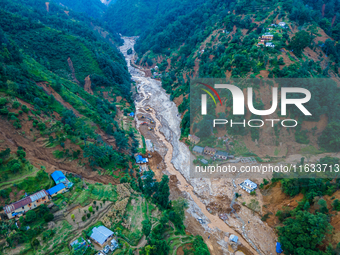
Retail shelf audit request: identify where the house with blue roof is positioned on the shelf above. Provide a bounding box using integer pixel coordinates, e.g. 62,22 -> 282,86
51,171 -> 66,185
135,155 -> 148,164
129,112 -> 135,117
47,183 -> 67,197
90,226 -> 114,246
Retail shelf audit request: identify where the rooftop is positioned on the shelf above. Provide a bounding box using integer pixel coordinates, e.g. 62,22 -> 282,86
135,155 -> 148,164
201,159 -> 209,164
230,234 -> 238,243
47,183 -> 66,196
51,170 -> 66,182
192,146 -> 204,153
204,147 -> 216,152
90,226 -> 114,245
189,134 -> 200,142
4,189 -> 49,214
243,179 -> 257,189
216,151 -> 229,157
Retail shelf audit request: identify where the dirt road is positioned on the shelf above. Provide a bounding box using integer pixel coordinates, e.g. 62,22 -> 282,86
120,37 -> 261,254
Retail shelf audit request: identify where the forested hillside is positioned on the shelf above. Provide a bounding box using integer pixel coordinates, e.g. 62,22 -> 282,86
103,0 -> 205,35
56,0 -> 107,18
0,0 -> 138,171
0,1 -> 213,254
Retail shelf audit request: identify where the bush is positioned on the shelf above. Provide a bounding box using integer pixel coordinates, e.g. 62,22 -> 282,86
21,105 -> 29,113
12,101 -> 21,109
25,210 -> 37,223
37,122 -> 46,131
87,213 -> 91,219
82,215 -> 86,221
261,213 -> 271,221
43,213 -> 54,222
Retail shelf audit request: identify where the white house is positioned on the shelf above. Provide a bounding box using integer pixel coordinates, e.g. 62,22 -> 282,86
266,42 -> 275,48
278,22 -> 286,27
239,179 -> 257,193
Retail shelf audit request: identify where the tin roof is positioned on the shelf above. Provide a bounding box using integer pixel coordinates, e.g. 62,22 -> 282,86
189,134 -> 200,142
193,146 -> 204,153
204,147 -> 216,152
30,190 -> 49,202
4,189 -> 48,214
216,151 -> 229,157
230,234 -> 238,242
51,171 -> 66,182
47,183 -> 66,195
244,179 -> 257,189
90,226 -> 114,245
201,159 -> 209,164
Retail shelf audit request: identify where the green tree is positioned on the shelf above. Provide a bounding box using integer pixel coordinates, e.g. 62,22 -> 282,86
318,199 -> 329,214
43,213 -> 54,222
17,148 -> 26,159
143,170 -> 156,197
303,201 -> 310,211
142,220 -> 151,237
288,30 -> 310,56
318,122 -> 340,152
25,210 -> 36,223
11,163 -> 21,174
278,211 -> 333,254
152,175 -> 170,209
333,199 -> 340,211
172,198 -> 188,221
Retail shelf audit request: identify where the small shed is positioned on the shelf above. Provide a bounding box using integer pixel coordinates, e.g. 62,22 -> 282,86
129,112 -> 135,117
201,159 -> 209,165
70,237 -> 86,251
229,234 -> 238,243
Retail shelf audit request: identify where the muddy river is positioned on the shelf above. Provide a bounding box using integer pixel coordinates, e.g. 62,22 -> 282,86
119,37 -> 263,255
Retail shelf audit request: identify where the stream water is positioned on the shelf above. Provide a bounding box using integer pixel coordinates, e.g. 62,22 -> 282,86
119,37 -> 260,255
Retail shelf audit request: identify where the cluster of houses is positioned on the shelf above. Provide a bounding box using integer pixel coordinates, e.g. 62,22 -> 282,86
192,145 -> 233,161
257,21 -> 287,48
3,170 -> 71,219
189,134 -> 234,163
